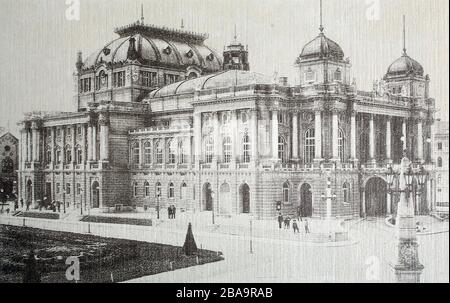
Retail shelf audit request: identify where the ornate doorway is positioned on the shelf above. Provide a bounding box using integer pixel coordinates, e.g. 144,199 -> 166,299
91,181 -> 100,208
300,183 -> 313,217
202,183 -> 213,211
239,183 -> 250,214
365,177 -> 387,217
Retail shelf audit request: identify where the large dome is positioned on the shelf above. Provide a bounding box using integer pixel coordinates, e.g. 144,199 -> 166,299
385,54 -> 424,78
80,22 -> 222,74
298,33 -> 345,62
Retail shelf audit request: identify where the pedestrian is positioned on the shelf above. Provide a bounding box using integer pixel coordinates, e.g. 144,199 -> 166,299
26,201 -> 30,211
277,212 -> 283,229
57,201 -> 61,213
14,200 -> 19,211
304,219 -> 310,234
292,219 -> 299,234
167,205 -> 172,219
172,205 -> 176,219
284,217 -> 291,229
20,198 -> 24,209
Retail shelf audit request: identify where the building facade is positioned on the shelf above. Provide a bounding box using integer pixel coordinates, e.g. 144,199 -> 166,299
18,18 -> 437,219
433,120 -> 449,214
0,131 -> 19,199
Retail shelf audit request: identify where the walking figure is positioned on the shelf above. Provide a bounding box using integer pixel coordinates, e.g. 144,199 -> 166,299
26,201 -> 30,211
292,219 -> 299,234
14,200 -> 19,212
304,219 -> 310,234
284,217 -> 291,229
167,206 -> 172,219
172,205 -> 176,219
277,213 -> 283,229
20,198 -> 24,209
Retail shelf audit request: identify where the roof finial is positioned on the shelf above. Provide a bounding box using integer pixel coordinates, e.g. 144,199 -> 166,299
140,3 -> 144,25
319,0 -> 324,33
402,15 -> 407,55
234,24 -> 237,41
181,18 -> 184,29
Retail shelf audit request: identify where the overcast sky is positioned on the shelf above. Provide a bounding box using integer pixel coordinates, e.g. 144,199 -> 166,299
0,0 -> 448,135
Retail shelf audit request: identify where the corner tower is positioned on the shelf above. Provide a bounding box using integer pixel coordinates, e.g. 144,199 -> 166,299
222,26 -> 250,71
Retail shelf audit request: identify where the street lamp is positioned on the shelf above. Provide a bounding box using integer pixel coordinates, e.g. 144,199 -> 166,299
386,154 -> 428,283
62,187 -> 66,214
79,188 -> 83,216
156,188 -> 161,220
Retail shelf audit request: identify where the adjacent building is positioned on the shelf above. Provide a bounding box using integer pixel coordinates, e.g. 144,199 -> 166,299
433,119 -> 449,214
0,130 -> 19,199
18,15 -> 437,219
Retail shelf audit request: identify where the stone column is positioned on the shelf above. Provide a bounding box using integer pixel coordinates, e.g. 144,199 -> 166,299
230,110 -> 238,164
87,124 -> 93,161
31,124 -> 39,162
193,112 -> 202,165
61,127 -> 66,164
81,125 -> 86,164
250,109 -> 258,163
369,114 -> 375,163
314,110 -> 322,161
71,125 -> 76,164
387,192 -> 392,214
386,117 -> 392,163
361,189 -> 366,217
92,124 -> 97,161
272,110 -> 279,161
99,113 -> 110,161
19,129 -> 24,169
25,128 -> 30,163
402,118 -> 407,152
292,112 -> 299,160
417,119 -> 424,162
350,112 -> 357,161
213,112 -> 220,163
332,110 -> 339,161
51,127 -> 56,165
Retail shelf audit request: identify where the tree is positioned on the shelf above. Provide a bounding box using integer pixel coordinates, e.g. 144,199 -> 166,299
182,223 -> 198,256
22,251 -> 41,283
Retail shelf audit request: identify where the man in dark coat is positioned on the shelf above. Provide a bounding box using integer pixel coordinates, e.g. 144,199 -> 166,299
167,206 -> 172,219
277,213 -> 283,229
172,205 -> 176,219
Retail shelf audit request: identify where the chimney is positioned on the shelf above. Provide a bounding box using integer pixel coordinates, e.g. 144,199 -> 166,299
76,51 -> 83,71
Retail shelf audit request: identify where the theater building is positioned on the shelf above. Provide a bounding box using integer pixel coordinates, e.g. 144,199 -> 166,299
18,17 -> 436,219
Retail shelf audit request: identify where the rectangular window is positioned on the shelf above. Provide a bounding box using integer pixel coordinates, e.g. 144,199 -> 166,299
113,71 -> 125,87
81,78 -> 91,92
76,183 -> 82,195
438,142 -> 443,150
164,74 -> 179,85
140,71 -> 157,87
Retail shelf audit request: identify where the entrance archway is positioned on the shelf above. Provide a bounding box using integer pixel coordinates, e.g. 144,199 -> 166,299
91,181 -> 100,208
26,180 -> 33,203
365,177 -> 387,217
219,183 -> 231,214
299,183 -> 313,217
202,183 -> 213,211
239,183 -> 250,213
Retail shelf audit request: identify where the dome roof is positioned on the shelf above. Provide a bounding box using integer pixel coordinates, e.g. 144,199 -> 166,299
385,53 -> 424,78
298,33 -> 345,61
81,23 -> 222,73
149,70 -> 273,98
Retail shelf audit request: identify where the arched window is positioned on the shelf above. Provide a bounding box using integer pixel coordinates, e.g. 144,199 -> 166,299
223,136 -> 232,163
133,182 -> 138,197
282,181 -> 290,204
155,140 -> 163,164
144,181 -> 150,198
278,136 -> 286,162
342,182 -> 350,204
222,113 -> 230,126
338,129 -> 345,162
132,142 -> 140,165
168,182 -> 175,199
178,140 -> 187,164
243,134 -> 251,163
334,68 -> 342,81
241,112 -> 248,124
155,182 -> 162,197
180,183 -> 187,199
437,157 -> 443,168
1,157 -> 13,173
65,145 -> 72,164
204,137 -> 214,163
304,129 -> 315,164
167,139 -> 176,164
144,141 -> 152,164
